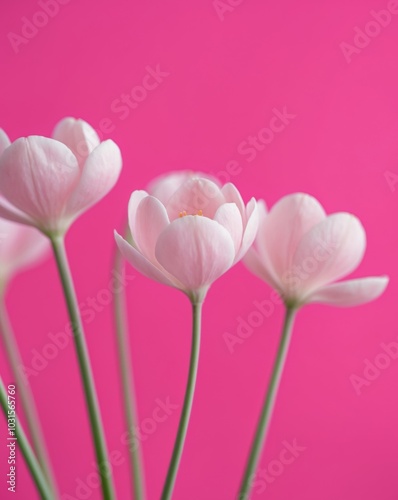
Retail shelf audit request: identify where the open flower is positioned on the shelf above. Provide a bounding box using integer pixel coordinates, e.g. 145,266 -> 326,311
244,193 -> 388,308
0,118 -> 122,235
115,173 -> 258,303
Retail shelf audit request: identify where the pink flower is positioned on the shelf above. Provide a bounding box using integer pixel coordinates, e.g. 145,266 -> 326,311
0,219 -> 48,287
0,118 -> 122,235
115,173 -> 258,303
244,193 -> 388,307
147,170 -> 220,205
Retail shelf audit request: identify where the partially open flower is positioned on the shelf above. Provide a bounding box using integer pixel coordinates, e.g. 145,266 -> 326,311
0,118 -> 122,235
115,173 -> 258,303
244,193 -> 388,308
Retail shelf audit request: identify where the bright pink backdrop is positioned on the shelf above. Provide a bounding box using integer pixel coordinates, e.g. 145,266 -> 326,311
1,1 -> 398,499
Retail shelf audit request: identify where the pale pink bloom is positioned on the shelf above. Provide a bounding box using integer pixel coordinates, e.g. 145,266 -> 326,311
147,170 -> 220,205
116,174 -> 258,303
0,118 -> 122,235
0,219 -> 48,287
244,193 -> 388,308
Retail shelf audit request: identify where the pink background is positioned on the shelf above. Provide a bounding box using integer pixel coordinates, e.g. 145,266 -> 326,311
1,0 -> 398,499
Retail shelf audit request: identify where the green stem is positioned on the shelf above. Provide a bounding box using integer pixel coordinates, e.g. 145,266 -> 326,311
238,306 -> 297,500
50,235 -> 115,500
113,243 -> 145,500
0,376 -> 53,500
0,294 -> 58,497
161,301 -> 202,500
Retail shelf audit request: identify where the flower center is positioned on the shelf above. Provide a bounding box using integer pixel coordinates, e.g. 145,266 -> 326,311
179,210 -> 203,218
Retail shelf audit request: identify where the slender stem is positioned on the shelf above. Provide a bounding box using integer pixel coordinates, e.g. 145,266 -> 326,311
50,235 -> 115,500
238,306 -> 297,500
113,243 -> 145,500
161,301 -> 202,500
0,293 -> 58,498
0,376 -> 53,500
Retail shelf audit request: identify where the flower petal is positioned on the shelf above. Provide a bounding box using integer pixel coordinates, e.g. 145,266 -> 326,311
0,136 -> 80,231
115,232 -> 177,288
214,203 -> 243,254
165,177 -> 225,221
307,276 -> 389,307
221,183 -> 245,220
134,196 -> 170,260
243,245 -> 282,292
248,200 -> 282,290
0,219 -> 49,280
65,140 -> 122,217
52,117 -> 100,168
128,190 -> 148,245
0,197 -> 36,226
148,171 -> 221,205
259,193 -> 326,280
236,198 -> 259,261
0,129 -> 11,155
155,216 -> 235,291
292,213 -> 366,296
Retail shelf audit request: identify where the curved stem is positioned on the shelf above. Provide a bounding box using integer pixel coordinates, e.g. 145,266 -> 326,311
113,242 -> 145,500
0,376 -> 53,500
50,235 -> 115,500
238,306 -> 297,500
161,301 -> 202,500
0,293 -> 58,498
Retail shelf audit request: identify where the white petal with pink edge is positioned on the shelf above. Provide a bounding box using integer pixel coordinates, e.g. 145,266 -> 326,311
306,276 -> 389,306
293,212 -> 366,296
165,177 -> 225,221
155,215 -> 235,291
214,203 -> 243,254
115,232 -> 178,289
52,117 -> 100,168
236,198 -> 258,261
0,129 -> 11,155
260,193 -> 326,279
134,196 -> 170,260
0,136 -> 80,230
65,140 -> 122,217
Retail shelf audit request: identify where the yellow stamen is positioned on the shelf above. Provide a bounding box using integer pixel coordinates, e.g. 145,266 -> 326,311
197,210 -> 203,216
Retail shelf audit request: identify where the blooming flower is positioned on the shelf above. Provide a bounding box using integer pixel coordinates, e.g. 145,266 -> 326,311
244,193 -> 388,307
0,118 -> 122,235
115,173 -> 258,303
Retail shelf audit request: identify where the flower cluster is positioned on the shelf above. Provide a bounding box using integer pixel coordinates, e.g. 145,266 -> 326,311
0,116 -> 389,500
